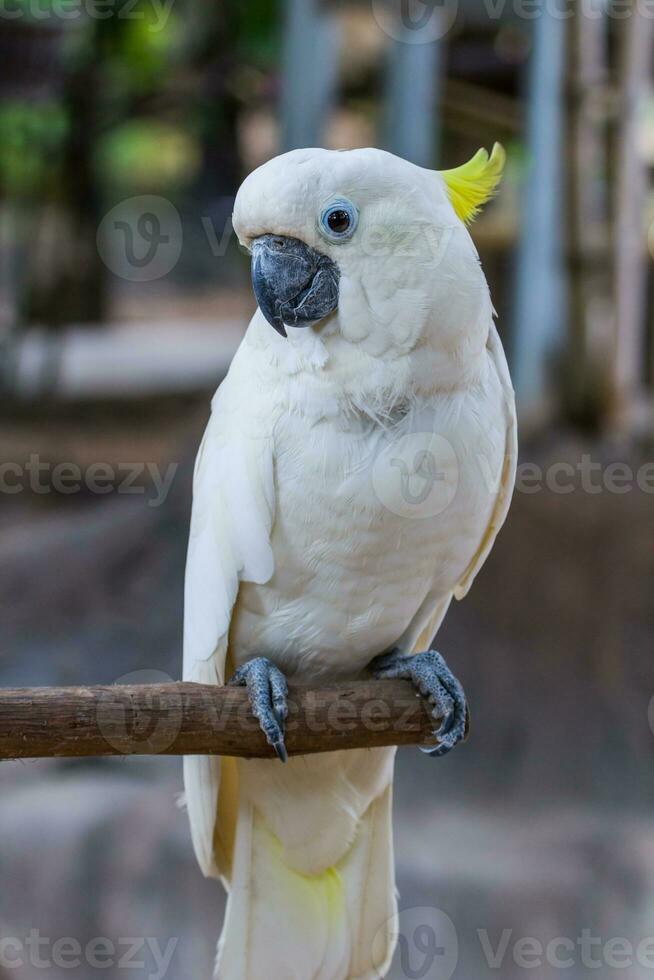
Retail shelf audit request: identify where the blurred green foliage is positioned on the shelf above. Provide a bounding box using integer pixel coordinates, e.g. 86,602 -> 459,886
231,0 -> 280,67
0,101 -> 68,197
101,3 -> 182,94
0,0 -> 281,201
96,119 -> 200,192
0,0 -> 284,326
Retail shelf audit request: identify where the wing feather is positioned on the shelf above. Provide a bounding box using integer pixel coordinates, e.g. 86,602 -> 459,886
454,322 -> 517,599
183,373 -> 275,877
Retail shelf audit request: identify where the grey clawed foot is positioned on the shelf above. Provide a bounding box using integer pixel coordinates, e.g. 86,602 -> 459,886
371,648 -> 469,758
227,657 -> 289,762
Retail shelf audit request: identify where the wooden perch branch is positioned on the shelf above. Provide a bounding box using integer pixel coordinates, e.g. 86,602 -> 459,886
0,680 -> 437,760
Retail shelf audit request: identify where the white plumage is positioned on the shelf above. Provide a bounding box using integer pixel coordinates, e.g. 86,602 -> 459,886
183,147 -> 516,979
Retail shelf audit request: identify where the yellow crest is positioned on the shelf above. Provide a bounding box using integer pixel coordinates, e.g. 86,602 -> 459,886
440,142 -> 506,224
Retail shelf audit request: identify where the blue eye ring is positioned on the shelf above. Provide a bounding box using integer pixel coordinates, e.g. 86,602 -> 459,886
318,198 -> 358,243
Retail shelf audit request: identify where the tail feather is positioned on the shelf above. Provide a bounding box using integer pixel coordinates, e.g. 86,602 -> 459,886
183,753 -> 221,878
341,786 -> 397,980
216,800 -> 349,979
215,781 -> 397,980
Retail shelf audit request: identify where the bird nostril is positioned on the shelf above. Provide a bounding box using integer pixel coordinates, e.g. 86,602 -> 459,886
270,236 -> 287,249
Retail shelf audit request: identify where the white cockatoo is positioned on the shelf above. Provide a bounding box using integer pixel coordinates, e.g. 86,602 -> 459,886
183,144 -> 516,980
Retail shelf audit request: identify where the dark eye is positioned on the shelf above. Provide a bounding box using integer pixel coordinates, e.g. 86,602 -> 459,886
319,198 -> 358,243
327,209 -> 350,233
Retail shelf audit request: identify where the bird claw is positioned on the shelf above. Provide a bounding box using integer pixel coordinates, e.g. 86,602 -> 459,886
228,656 -> 289,762
371,648 -> 468,757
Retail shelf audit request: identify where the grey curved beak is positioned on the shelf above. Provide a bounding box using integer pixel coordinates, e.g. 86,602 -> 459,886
251,235 -> 339,338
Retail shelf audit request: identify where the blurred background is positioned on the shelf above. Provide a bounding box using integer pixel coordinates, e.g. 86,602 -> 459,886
1,0 -> 653,977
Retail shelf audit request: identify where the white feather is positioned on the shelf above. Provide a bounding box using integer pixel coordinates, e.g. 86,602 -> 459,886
182,356 -> 275,876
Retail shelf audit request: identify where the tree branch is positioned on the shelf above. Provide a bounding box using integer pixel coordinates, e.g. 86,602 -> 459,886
0,680 -> 437,760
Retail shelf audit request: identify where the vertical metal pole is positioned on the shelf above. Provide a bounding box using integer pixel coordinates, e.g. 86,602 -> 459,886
383,19 -> 442,167
280,0 -> 340,152
511,10 -> 565,422
612,5 -> 653,433
0,207 -> 17,396
561,8 -> 611,428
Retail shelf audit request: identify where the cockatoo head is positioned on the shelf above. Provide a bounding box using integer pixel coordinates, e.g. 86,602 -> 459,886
232,145 -> 504,392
